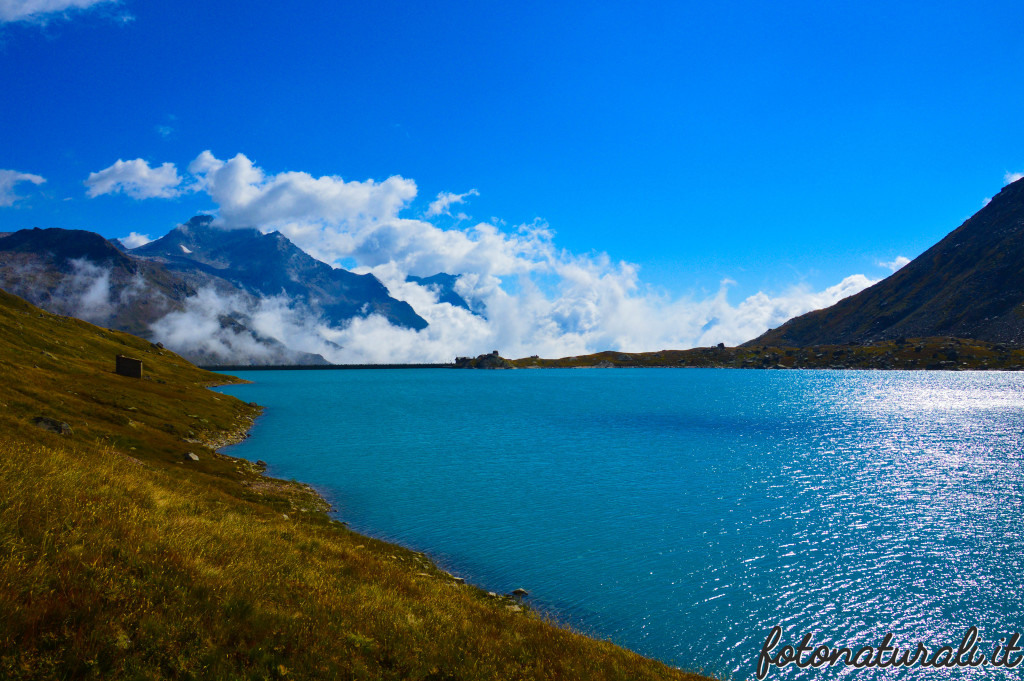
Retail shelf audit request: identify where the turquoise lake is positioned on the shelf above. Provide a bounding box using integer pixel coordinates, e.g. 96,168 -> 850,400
214,369 -> 1024,679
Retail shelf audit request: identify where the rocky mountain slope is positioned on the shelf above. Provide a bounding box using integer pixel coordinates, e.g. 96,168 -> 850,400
0,217 -> 433,364
747,177 -> 1024,347
135,216 -> 427,330
0,227 -> 193,339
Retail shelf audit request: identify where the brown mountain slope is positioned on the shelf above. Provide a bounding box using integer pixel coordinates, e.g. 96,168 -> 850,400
0,227 -> 194,339
746,177 -> 1024,347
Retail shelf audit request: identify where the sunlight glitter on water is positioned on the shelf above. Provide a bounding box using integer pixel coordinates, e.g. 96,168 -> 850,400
217,369 -> 1024,679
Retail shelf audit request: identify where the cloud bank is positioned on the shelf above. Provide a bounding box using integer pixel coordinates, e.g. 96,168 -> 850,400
0,168 -> 45,206
86,151 -> 879,362
85,158 -> 182,199
0,0 -> 118,23
148,289 -> 330,365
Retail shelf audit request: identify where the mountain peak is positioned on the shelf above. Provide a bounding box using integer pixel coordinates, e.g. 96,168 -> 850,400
184,214 -> 216,229
0,227 -> 134,271
0,217 -> 430,363
133,218 -> 428,331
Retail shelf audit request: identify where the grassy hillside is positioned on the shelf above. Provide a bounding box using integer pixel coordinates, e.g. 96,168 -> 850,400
0,289 -> 708,680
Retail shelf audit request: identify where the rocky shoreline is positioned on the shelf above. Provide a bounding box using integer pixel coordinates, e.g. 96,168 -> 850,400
204,390 -> 505,598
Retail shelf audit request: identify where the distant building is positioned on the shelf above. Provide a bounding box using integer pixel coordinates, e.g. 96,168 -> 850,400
115,354 -> 143,378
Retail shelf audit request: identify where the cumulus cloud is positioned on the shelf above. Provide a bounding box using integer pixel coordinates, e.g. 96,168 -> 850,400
85,158 -> 182,199
878,255 -> 910,272
0,0 -> 118,23
186,150 -> 419,263
121,231 -> 152,248
426,188 -> 479,217
0,169 -> 45,207
1005,171 -> 1024,185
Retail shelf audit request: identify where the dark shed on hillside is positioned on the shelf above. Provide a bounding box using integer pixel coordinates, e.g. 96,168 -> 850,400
115,354 -> 143,378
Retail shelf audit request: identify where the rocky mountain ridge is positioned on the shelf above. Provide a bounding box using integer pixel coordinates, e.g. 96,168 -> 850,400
0,217 -> 450,364
747,177 -> 1024,347
134,216 -> 427,331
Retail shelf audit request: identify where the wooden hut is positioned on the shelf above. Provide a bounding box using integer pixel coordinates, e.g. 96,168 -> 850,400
115,354 -> 143,378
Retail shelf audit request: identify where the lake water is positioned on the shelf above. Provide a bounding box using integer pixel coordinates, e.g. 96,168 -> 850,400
214,369 -> 1024,679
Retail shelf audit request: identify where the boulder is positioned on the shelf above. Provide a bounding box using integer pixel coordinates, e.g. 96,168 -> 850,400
32,416 -> 72,436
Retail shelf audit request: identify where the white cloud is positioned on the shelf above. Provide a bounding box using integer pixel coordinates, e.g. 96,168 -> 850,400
187,150 -> 417,263
85,158 -> 182,199
878,255 -> 910,272
0,169 -> 45,207
0,0 -> 118,23
426,188 -> 479,217
1004,171 -> 1024,185
316,269 -> 878,364
180,151 -> 883,360
149,288 -> 336,365
120,231 -> 152,248
88,150 -> 881,361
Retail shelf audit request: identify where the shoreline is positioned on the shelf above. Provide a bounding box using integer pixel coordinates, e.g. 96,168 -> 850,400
200,336 -> 1024,372
207,385 -> 714,679
209,393 -> 505,598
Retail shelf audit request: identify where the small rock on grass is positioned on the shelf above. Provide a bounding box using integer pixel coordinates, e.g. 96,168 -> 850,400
33,416 -> 73,436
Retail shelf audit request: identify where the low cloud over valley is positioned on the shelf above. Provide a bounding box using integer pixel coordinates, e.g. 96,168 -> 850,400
55,152 -> 885,363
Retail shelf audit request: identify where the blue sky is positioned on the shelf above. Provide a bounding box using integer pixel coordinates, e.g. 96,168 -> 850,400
2,1 -> 1023,357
